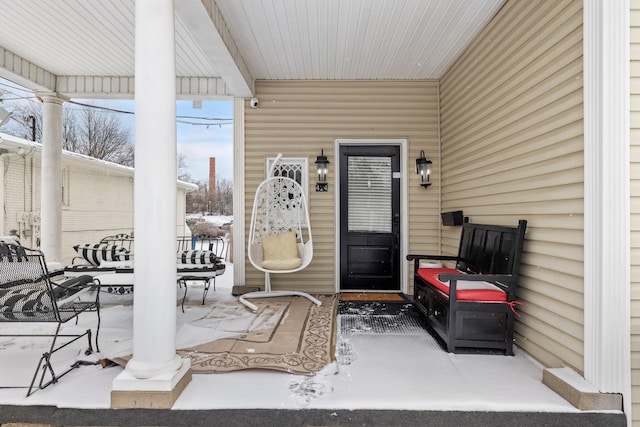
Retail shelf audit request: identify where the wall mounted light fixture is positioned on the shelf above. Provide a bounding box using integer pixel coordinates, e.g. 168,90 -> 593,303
415,150 -> 432,188
315,149 -> 329,192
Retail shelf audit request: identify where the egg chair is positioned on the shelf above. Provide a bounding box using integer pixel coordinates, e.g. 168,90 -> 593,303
240,154 -> 321,311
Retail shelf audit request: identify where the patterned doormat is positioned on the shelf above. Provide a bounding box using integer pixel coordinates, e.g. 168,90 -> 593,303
107,295 -> 338,375
339,293 -> 406,302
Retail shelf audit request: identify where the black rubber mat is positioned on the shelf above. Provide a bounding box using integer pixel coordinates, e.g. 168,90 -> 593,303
338,300 -> 413,315
338,300 -> 429,335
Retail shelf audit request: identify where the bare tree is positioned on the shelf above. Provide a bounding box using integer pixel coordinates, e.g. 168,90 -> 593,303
3,99 -> 219,190
4,100 -> 134,167
1,100 -> 42,141
214,177 -> 233,215
61,108 -> 80,150
184,177 -> 232,216
186,180 -> 208,213
178,152 -> 192,181
77,108 -> 133,166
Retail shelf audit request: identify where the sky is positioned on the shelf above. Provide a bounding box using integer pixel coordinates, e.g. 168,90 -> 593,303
175,100 -> 234,182
0,78 -> 234,182
69,98 -> 234,183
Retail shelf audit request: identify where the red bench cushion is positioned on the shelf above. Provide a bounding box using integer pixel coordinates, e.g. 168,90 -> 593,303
416,267 -> 507,302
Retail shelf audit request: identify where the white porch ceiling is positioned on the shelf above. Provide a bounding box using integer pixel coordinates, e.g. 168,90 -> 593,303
0,0 -> 504,99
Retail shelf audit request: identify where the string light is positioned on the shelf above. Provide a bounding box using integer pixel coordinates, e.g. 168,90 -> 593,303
0,90 -> 232,128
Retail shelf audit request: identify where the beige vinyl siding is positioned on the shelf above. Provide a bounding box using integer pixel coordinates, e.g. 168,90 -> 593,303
631,0 -> 640,423
244,80 -> 440,293
440,0 -> 584,370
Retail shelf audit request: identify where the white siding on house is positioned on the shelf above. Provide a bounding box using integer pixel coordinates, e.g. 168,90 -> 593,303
440,0 -> 584,370
61,164 -> 135,262
1,152 -> 36,245
244,80 -> 440,293
0,136 -> 193,264
631,0 -> 640,423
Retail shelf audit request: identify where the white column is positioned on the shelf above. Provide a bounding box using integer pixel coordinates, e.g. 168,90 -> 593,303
123,0 -> 184,379
232,98 -> 245,285
38,93 -> 65,261
583,0 -> 631,421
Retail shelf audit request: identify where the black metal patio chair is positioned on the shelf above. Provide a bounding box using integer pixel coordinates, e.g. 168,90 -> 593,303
0,243 -> 101,396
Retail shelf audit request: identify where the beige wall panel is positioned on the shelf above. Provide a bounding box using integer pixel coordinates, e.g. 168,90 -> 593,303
440,0 -> 584,371
633,335 -> 640,354
64,165 -> 138,263
2,150 -> 190,264
631,0 -> 640,423
244,80 -> 440,293
515,322 -> 582,370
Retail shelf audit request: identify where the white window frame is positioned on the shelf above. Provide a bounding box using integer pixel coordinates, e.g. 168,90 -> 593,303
265,157 -> 309,202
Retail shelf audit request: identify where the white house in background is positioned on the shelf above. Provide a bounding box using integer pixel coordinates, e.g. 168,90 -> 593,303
0,132 -> 197,264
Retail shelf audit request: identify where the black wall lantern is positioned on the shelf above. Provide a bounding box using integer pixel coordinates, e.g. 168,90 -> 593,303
415,150 -> 432,188
315,149 -> 329,192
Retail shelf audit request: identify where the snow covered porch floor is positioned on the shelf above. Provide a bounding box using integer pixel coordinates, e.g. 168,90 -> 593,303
0,263 -> 626,426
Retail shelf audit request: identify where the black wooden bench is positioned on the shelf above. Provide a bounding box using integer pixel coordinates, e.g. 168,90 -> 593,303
0,243 -> 101,396
406,219 -> 527,355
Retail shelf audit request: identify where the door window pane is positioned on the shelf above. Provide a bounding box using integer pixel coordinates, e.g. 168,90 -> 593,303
347,156 -> 391,233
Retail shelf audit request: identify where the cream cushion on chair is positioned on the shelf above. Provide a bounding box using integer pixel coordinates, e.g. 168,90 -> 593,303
261,231 -> 302,270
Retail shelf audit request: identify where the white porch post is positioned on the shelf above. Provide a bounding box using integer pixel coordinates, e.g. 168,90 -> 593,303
232,98 -> 245,286
38,93 -> 66,261
111,0 -> 190,408
128,0 -> 182,378
583,0 -> 631,422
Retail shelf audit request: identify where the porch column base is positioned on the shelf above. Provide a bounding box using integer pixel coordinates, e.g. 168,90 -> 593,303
542,367 -> 623,411
111,359 -> 192,409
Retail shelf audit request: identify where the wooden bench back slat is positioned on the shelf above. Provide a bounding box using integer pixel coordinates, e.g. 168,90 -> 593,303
456,219 -> 526,277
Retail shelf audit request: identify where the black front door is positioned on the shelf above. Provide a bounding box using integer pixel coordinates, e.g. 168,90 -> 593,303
339,145 -> 400,291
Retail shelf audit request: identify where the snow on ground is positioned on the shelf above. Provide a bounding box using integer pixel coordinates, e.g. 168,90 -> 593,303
0,263 -> 581,413
0,217 -> 588,412
186,213 -> 233,228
